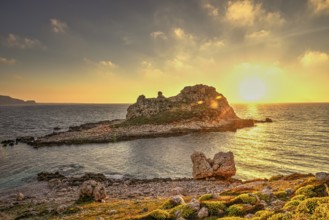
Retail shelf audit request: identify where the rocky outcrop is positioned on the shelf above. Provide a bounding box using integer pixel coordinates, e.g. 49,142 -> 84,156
191,151 -> 236,179
0,95 -> 36,105
79,180 -> 107,202
126,84 -> 238,121
23,84 -> 256,147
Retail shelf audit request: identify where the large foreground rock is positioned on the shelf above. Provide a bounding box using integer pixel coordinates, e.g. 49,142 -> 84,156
191,151 -> 236,179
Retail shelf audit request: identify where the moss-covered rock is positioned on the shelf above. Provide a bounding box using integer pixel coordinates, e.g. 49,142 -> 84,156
252,210 -> 275,220
274,191 -> 289,201
227,193 -> 258,206
227,204 -> 249,216
201,201 -> 226,216
168,204 -> 198,219
267,212 -> 293,220
135,209 -> 170,220
199,194 -> 214,201
295,197 -> 329,217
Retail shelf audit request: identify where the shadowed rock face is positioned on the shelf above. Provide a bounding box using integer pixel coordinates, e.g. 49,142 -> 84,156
126,84 -> 238,121
191,151 -> 236,179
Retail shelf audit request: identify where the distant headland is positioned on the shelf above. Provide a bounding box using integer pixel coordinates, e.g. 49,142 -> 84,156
0,95 -> 36,105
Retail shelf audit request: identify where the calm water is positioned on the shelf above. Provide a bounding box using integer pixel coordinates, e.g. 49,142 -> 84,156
0,103 -> 329,192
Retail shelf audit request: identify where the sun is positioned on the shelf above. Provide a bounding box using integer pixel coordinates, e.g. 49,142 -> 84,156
239,77 -> 266,102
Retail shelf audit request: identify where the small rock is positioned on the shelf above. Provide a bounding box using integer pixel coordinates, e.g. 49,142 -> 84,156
187,198 -> 200,211
16,192 -> 24,201
79,180 -> 107,202
170,195 -> 185,206
197,207 -> 209,218
56,205 -> 67,214
109,209 -> 118,215
315,172 -> 329,181
245,213 -> 254,218
170,187 -> 187,196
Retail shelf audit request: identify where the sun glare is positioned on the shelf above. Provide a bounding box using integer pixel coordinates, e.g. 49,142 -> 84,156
239,77 -> 266,102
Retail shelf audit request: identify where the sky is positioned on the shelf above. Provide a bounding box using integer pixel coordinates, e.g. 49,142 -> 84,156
1,0 -> 329,103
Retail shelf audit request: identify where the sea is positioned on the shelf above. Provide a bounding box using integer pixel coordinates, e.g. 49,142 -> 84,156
0,103 -> 328,192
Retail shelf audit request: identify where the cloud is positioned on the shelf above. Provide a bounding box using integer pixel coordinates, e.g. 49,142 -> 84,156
150,31 -> 168,40
0,57 -> 16,65
173,27 -> 194,40
309,0 -> 329,15
203,3 -> 220,17
84,58 -> 117,68
200,38 -> 225,50
300,50 -> 329,66
225,0 -> 284,27
246,30 -> 270,40
6,33 -> 45,49
50,18 -> 69,33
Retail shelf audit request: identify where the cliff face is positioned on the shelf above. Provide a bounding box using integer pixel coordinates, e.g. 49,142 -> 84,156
126,84 -> 238,122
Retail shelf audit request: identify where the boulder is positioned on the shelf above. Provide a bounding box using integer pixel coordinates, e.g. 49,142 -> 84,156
79,180 -> 107,202
16,192 -> 24,201
191,152 -> 213,179
198,207 -> 209,218
191,151 -> 236,179
315,172 -> 329,181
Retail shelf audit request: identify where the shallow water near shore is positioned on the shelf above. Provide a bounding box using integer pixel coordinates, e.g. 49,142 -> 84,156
0,103 -> 329,192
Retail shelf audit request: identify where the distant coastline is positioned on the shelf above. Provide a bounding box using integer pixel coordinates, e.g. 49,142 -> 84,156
0,95 -> 36,105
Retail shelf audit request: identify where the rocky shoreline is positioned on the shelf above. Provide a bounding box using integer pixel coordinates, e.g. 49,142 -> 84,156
1,171 -> 327,220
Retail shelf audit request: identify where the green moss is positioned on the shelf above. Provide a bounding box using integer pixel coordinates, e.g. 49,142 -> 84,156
135,209 -> 170,220
227,204 -> 247,216
160,199 -> 176,210
291,195 -> 307,201
199,194 -> 214,201
168,204 -> 197,219
296,197 -> 329,215
311,203 -> 329,219
274,191 -> 289,201
219,217 -> 245,220
283,200 -> 300,211
269,175 -> 284,182
253,210 -> 275,220
229,193 -> 257,205
201,201 -> 226,216
295,185 -> 318,197
267,212 -> 293,220
255,192 -> 271,203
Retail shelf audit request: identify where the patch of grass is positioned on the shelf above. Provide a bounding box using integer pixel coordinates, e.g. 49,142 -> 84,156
267,212 -> 293,220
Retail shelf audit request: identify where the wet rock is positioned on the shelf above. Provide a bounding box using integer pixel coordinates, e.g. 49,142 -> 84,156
79,180 -> 107,202
197,207 -> 209,218
37,172 -> 65,181
315,172 -> 329,181
191,151 -> 236,179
